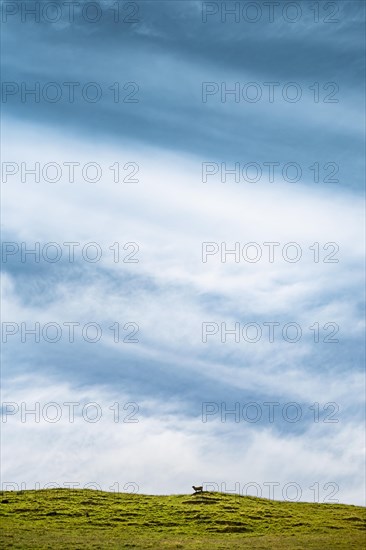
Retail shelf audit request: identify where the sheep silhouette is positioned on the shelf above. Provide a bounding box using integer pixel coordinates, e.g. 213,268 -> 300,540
192,485 -> 203,493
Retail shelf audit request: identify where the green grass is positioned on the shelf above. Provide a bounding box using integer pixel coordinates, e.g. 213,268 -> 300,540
1,489 -> 365,549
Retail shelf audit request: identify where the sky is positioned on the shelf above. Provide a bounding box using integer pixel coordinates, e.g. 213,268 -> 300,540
1,0 -> 365,504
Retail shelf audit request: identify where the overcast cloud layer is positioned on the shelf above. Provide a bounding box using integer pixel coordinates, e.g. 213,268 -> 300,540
1,0 -> 365,505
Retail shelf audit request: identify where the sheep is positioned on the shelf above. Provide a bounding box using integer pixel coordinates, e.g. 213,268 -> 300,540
192,485 -> 203,493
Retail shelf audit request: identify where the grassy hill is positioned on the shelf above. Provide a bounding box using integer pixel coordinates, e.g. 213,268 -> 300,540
1,489 -> 365,549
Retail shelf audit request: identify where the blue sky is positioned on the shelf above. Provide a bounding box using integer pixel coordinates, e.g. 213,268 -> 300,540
1,0 -> 365,504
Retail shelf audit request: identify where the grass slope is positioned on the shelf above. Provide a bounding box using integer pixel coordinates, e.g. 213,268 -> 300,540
1,489 -> 365,549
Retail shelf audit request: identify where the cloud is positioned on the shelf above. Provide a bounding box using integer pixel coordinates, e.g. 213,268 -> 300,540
2,375 -> 364,505
2,120 -> 364,414
2,1 -> 365,189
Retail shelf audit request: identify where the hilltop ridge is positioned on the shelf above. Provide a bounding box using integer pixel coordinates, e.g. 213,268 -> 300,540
1,489 -> 365,549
